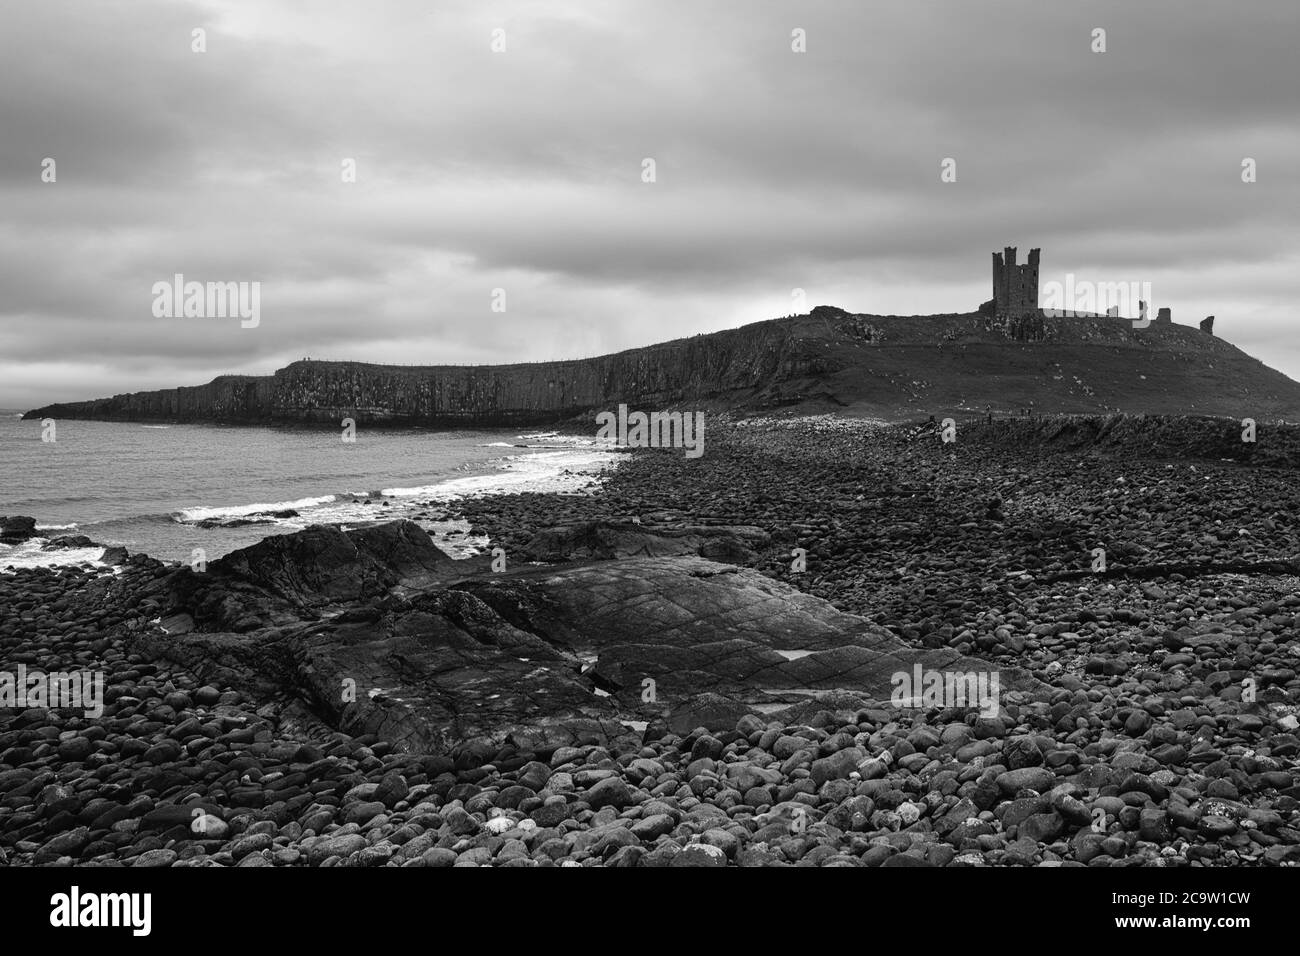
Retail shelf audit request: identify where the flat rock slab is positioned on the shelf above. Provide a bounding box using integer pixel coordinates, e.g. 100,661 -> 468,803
459,556 -> 1034,699
458,557 -> 889,652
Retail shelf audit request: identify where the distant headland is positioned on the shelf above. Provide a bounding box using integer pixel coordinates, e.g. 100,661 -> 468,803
23,249 -> 1300,425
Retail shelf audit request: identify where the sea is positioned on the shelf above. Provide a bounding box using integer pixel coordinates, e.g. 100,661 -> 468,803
0,412 -> 619,569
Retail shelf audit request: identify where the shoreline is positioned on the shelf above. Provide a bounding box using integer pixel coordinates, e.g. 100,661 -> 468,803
1,432 -> 624,571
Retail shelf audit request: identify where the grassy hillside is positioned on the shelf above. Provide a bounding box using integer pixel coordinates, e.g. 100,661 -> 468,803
738,309 -> 1300,421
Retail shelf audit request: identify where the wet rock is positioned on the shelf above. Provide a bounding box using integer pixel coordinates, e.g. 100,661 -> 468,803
0,515 -> 38,544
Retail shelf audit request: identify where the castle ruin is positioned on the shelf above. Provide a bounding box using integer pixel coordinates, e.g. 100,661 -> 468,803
983,246 -> 1040,317
979,248 -> 1213,334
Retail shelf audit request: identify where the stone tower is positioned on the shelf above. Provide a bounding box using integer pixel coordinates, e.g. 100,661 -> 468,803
990,246 -> 1040,317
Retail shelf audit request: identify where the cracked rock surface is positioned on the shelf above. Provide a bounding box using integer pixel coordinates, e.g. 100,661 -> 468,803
119,521 -> 1023,757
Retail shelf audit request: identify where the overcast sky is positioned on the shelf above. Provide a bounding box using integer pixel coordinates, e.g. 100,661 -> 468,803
1,0 -> 1296,409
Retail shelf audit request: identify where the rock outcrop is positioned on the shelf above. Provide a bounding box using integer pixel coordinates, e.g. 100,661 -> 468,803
125,521 -> 1034,756
954,414 -> 1300,468
0,516 -> 38,544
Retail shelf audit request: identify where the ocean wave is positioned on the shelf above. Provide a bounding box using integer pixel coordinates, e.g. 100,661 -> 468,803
0,539 -> 107,571
382,448 -> 619,499
175,494 -> 338,523
161,443 -> 619,534
517,432 -> 613,448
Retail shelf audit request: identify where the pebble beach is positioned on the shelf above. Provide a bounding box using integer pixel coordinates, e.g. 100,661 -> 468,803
2,415 -> 1298,867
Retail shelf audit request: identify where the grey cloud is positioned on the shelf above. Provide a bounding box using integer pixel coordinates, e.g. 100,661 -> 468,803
1,0 -> 1297,408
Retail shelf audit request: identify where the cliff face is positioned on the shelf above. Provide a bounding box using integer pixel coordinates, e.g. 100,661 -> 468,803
23,309 -> 1300,424
23,316 -> 824,426
266,316 -> 825,425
